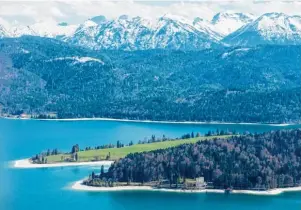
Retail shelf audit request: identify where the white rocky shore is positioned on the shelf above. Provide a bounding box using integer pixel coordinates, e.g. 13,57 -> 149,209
71,179 -> 301,195
12,158 -> 114,169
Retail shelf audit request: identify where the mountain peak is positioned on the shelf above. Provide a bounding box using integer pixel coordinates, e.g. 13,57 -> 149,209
211,11 -> 255,36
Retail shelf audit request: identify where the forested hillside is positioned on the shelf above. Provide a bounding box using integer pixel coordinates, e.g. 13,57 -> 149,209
101,129 -> 301,190
0,36 -> 300,123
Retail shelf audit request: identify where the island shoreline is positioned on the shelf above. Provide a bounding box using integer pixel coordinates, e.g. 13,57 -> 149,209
12,158 -> 114,169
71,179 -> 301,196
1,116 -> 295,126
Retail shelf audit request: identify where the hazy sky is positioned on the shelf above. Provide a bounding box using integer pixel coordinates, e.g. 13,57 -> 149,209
1,0 -> 301,25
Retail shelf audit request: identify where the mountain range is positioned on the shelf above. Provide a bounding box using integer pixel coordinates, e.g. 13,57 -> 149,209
1,12 -> 301,50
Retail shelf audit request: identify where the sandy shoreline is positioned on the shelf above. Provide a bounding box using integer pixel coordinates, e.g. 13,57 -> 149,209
12,158 -> 114,169
71,179 -> 301,195
1,116 -> 294,126
71,179 -> 224,193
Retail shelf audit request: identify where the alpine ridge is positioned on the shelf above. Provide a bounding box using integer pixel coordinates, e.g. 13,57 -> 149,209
67,14 -> 222,50
223,13 -> 301,46
1,12 -> 301,50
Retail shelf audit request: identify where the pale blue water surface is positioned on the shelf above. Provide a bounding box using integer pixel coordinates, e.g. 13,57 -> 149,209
0,119 -> 300,210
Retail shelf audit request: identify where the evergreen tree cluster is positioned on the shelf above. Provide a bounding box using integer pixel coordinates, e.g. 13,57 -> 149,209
99,129 -> 301,190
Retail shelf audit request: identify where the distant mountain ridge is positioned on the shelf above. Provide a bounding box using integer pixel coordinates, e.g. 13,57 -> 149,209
0,19 -> 78,39
1,12 -> 301,50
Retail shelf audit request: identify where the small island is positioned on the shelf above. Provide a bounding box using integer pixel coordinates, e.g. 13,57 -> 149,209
21,129 -> 301,194
78,129 -> 301,194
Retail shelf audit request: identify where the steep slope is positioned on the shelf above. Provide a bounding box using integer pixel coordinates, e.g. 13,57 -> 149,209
66,20 -> 99,48
94,15 -> 154,50
151,14 -> 222,49
0,36 -> 112,115
223,13 -> 301,46
193,17 -> 223,41
211,12 -> 254,36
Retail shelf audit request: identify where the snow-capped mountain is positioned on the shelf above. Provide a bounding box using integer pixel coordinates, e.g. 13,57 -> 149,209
211,12 -> 255,36
149,14 -> 222,50
94,15 -> 154,50
9,25 -> 37,37
66,19 -> 100,48
4,19 -> 78,38
67,14 -> 223,50
223,13 -> 301,46
1,12 -> 301,50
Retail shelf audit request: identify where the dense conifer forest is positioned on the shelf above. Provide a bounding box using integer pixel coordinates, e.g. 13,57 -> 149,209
0,37 -> 300,123
92,129 -> 301,190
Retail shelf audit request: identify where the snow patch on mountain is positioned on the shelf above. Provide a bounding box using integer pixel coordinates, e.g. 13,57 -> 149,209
47,57 -> 104,65
222,48 -> 250,58
20,48 -> 30,54
73,57 -> 104,64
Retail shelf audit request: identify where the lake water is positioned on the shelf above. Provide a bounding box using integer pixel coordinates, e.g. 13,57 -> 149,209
1,119 -> 301,210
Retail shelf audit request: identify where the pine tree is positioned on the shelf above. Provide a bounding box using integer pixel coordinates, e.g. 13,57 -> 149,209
101,165 -> 105,177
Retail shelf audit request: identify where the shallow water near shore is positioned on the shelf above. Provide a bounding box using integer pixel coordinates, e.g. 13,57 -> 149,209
1,118 -> 301,210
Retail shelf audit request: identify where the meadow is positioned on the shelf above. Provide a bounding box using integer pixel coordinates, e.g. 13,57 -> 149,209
46,135 -> 230,163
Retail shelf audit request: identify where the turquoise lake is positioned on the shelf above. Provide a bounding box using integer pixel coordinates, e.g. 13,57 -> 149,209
0,119 -> 301,210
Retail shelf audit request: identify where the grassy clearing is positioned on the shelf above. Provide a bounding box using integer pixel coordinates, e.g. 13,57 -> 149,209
46,135 -> 231,163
